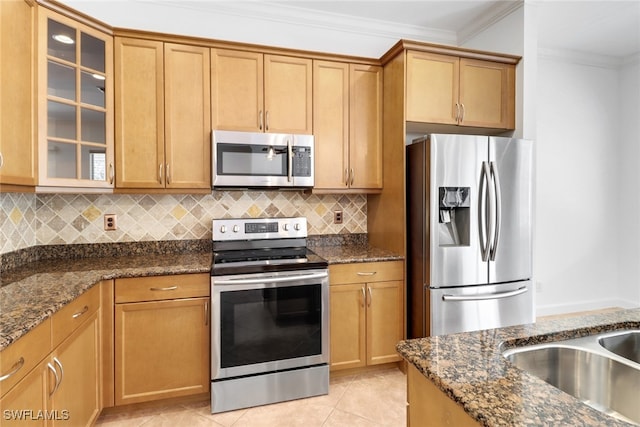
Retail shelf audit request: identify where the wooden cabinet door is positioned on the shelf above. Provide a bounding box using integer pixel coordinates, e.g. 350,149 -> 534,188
164,43 -> 211,189
115,298 -> 210,405
459,58 -> 515,129
0,360 -> 48,427
329,284 -> 366,371
211,49 -> 263,132
313,60 -> 349,190
406,51 -> 459,125
115,37 -> 165,188
349,64 -> 382,190
51,313 -> 101,427
37,9 -> 114,189
366,281 -> 403,365
264,55 -> 313,134
0,0 -> 36,187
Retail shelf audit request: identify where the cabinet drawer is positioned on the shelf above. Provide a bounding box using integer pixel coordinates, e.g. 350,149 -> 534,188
0,318 -> 51,397
115,273 -> 210,303
52,284 -> 100,348
329,261 -> 403,285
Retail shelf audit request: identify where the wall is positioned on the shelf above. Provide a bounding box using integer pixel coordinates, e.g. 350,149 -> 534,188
617,59 -> 640,306
534,53 -> 628,315
0,192 -> 367,255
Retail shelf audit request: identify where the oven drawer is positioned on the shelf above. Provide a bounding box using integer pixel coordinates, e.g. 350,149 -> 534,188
115,273 -> 210,303
329,261 -> 403,285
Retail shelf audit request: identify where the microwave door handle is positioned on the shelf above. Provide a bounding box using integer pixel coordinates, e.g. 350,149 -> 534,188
287,138 -> 293,183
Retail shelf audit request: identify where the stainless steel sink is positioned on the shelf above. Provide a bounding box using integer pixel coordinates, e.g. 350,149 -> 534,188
599,330 -> 640,364
503,331 -> 640,425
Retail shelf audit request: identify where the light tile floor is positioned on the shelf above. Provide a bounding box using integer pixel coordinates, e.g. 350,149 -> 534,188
95,367 -> 407,427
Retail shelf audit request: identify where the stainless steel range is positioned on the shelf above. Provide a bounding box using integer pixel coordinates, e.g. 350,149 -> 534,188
210,217 -> 329,413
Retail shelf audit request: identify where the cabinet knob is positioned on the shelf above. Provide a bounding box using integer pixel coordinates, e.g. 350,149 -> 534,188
0,152 -> 4,169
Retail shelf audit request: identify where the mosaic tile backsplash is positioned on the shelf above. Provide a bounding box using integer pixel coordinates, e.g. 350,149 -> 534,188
0,191 -> 367,255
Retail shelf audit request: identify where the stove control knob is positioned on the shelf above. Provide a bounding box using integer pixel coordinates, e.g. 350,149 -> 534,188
294,223 -> 300,231
283,223 -> 289,231
233,225 -> 240,233
220,225 -> 227,233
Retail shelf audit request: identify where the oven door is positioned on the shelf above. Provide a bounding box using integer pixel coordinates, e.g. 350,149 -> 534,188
211,269 -> 329,380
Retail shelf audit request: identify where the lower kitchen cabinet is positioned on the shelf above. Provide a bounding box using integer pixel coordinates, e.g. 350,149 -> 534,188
0,284 -> 101,427
50,312 -> 101,427
329,261 -> 404,371
0,358 -> 48,426
114,274 -> 210,405
407,364 -> 480,426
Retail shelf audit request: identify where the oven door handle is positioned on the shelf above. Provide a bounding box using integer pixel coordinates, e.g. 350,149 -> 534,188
214,272 -> 328,285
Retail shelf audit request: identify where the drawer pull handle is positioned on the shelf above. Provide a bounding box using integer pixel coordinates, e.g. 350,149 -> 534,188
150,286 -> 178,291
72,305 -> 89,319
0,357 -> 25,382
356,272 -> 377,276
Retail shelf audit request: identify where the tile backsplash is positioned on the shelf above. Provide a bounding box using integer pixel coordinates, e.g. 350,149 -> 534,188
0,191 -> 367,255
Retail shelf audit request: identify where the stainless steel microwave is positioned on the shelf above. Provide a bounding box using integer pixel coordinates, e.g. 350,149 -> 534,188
212,130 -> 314,189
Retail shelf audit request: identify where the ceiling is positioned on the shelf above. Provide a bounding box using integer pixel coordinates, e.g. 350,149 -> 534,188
59,0 -> 640,61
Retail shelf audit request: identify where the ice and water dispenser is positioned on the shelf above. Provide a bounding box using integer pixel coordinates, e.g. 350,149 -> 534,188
438,187 -> 470,246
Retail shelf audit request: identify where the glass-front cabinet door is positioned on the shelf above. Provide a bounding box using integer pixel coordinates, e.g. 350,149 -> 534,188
38,9 -> 113,189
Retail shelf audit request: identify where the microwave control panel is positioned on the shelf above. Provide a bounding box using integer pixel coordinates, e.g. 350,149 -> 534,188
292,147 -> 312,177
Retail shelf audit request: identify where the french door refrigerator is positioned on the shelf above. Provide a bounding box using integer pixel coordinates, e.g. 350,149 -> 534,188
406,134 -> 534,337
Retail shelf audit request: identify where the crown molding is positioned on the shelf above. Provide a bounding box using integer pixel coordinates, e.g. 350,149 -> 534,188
457,0 -> 524,46
131,0 -> 458,48
538,47 -> 626,69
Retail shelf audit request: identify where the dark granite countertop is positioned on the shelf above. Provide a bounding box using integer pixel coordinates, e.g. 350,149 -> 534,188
396,308 -> 640,426
311,244 -> 403,264
1,235 -> 402,352
0,251 -> 212,351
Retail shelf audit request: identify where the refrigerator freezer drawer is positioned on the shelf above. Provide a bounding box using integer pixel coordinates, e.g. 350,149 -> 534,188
430,280 -> 534,336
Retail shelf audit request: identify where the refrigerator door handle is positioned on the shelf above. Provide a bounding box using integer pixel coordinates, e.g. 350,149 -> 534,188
479,162 -> 491,261
489,161 -> 502,261
442,286 -> 528,301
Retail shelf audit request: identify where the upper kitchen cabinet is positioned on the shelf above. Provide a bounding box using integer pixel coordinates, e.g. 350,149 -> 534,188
211,49 -> 312,134
0,0 -> 36,189
313,61 -> 382,192
37,7 -> 114,190
115,37 -> 211,191
406,50 -> 516,130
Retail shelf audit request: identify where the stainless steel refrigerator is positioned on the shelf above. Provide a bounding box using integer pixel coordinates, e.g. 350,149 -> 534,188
406,134 -> 534,337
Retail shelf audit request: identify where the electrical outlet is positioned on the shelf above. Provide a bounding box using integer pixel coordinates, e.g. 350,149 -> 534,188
333,210 -> 343,224
536,282 -> 543,293
104,214 -> 117,231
